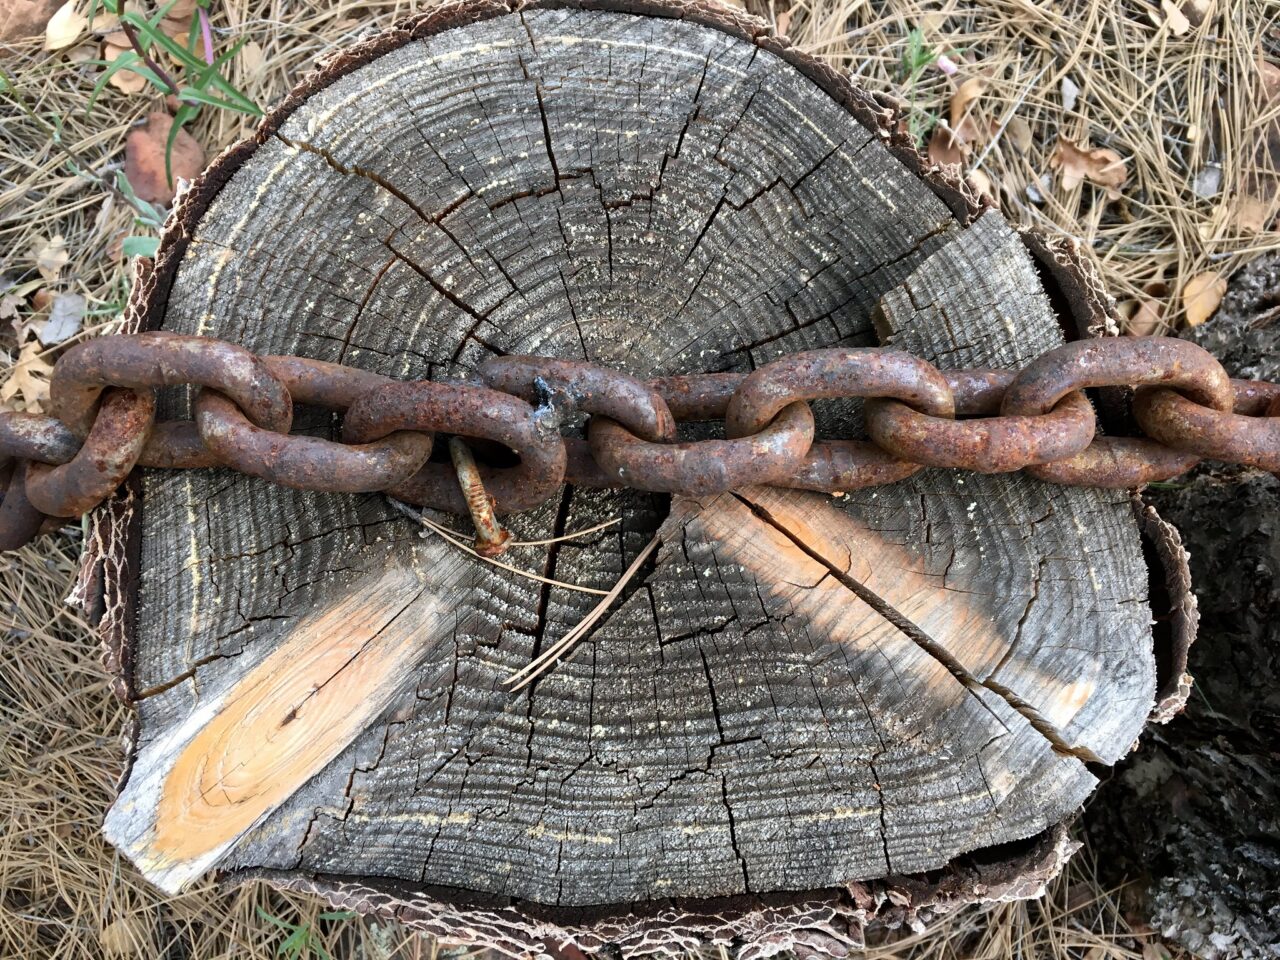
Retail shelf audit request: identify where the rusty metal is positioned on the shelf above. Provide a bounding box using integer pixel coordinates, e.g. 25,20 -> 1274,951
1002,337 -> 1234,488
1001,337 -> 1234,416
725,348 -> 956,436
0,461 -> 49,551
24,388 -> 156,517
449,436 -> 512,556
783,440 -> 923,492
865,369 -> 1096,473
197,355 -> 431,491
0,412 -> 83,464
649,373 -> 745,421
343,381 -> 567,515
50,331 -> 291,436
589,401 -> 815,495
1025,439 -> 1201,488
0,331 -> 1277,549
482,356 -> 677,442
1133,378 -> 1280,474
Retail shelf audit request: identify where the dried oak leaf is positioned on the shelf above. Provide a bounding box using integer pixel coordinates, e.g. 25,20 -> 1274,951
0,339 -> 54,413
1125,280 -> 1169,337
927,123 -> 966,168
100,916 -> 152,957
1182,271 -> 1226,327
42,0 -> 84,49
1006,116 -> 1033,154
1,0 -> 63,43
125,112 -> 206,206
1182,0 -> 1214,26
948,76 -> 992,150
32,234 -> 68,281
1161,0 -> 1191,34
40,292 -> 85,345
1049,136 -> 1127,199
102,38 -> 148,93
1234,59 -> 1280,233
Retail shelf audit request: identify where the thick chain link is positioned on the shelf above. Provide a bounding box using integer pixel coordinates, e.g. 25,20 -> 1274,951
2,333 -> 1277,552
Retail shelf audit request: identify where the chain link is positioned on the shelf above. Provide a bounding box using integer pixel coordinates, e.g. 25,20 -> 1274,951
2,333 -> 1277,552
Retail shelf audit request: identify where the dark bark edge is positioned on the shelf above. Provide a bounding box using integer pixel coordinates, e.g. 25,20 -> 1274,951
228,823 -> 1079,959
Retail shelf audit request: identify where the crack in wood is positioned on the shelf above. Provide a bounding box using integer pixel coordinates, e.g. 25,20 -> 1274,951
730,491 -> 1103,763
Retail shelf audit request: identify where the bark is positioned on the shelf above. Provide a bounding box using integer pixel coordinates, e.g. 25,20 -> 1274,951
1086,253 -> 1280,960
86,1 -> 1183,954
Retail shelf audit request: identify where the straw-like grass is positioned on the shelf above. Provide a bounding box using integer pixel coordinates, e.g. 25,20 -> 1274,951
3,0 -> 1274,955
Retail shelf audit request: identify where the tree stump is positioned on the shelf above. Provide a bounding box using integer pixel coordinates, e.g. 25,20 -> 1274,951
89,1 -> 1191,954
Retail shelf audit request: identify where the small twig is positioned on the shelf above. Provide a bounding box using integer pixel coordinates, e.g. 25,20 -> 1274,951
513,516 -> 620,547
505,533 -> 661,691
120,21 -> 181,96
387,498 -> 607,595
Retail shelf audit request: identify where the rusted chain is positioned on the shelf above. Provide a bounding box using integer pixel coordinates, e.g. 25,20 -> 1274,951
343,380 -> 567,514
1134,379 -> 1280,474
865,370 -> 1096,473
25,388 -> 156,517
1,332 -> 1278,552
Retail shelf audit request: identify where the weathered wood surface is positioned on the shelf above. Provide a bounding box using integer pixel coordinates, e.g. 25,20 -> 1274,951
97,0 -> 1168,951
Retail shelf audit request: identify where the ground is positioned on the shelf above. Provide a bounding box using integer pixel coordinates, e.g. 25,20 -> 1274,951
1,0 -> 1278,957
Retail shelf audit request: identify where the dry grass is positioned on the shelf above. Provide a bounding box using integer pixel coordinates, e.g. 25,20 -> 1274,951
2,0 -> 1276,956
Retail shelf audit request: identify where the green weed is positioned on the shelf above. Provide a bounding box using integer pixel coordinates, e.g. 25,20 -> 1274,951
898,27 -> 960,147
86,0 -> 261,187
255,906 -> 358,960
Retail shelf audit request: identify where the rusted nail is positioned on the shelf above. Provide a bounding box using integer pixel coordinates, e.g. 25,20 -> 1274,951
449,436 -> 512,558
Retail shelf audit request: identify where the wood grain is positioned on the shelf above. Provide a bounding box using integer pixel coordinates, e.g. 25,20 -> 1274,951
107,2 -> 1154,917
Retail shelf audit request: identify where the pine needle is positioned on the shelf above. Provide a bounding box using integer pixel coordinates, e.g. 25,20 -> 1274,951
505,533 -> 660,691
386,498 -> 609,596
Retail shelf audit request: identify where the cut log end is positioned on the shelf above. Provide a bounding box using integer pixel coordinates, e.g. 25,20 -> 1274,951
90,0 -> 1189,952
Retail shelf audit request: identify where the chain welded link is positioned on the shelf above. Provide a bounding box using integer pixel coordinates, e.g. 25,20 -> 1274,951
2,332 -> 1278,551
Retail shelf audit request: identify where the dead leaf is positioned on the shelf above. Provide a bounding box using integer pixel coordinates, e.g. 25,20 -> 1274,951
100,916 -> 151,957
103,39 -> 148,93
32,235 -> 68,281
1182,0 -> 1214,26
159,13 -> 194,67
967,168 -> 995,203
165,0 -> 198,17
1234,59 -> 1280,233
951,76 -> 987,115
1049,136 -> 1127,199
1142,942 -> 1173,960
239,39 -> 264,76
43,0 -> 85,49
1061,76 -> 1080,112
1161,0 -> 1191,34
927,123 -> 966,168
774,7 -> 793,37
0,276 -> 25,322
1,0 -> 63,43
125,112 -> 206,205
1192,163 -> 1222,198
1182,271 -> 1226,326
1006,116 -> 1033,153
40,293 -> 85,345
1127,280 -> 1169,336
0,339 -> 54,413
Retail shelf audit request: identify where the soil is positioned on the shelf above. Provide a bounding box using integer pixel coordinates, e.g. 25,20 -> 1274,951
1086,253 -> 1280,960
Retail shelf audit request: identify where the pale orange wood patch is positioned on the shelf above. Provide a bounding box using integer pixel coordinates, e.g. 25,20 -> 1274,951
105,552 -> 470,892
